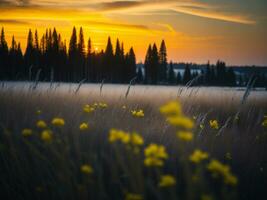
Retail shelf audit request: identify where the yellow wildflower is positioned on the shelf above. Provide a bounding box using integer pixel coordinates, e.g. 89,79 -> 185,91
131,110 -> 144,117
158,175 -> 176,187
99,102 -> 108,108
131,132 -> 144,146
189,149 -> 209,163
109,129 -> 129,143
177,131 -> 193,142
80,164 -> 93,174
36,120 -> 47,129
209,120 -> 219,129
144,157 -> 164,167
41,130 -> 52,142
79,122 -> 89,131
93,103 -> 98,107
159,101 -> 182,116
207,159 -> 238,186
51,118 -> 65,127
167,116 -> 194,129
83,104 -> 95,113
125,193 -> 143,200
144,144 -> 168,167
22,128 -> 33,137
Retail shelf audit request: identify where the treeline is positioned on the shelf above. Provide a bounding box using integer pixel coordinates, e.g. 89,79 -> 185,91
0,27 -> 266,87
0,27 -> 136,83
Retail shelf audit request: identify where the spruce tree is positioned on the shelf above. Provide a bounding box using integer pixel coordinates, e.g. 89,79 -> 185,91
68,27 -> 78,81
158,40 -> 167,83
144,44 -> 152,84
151,43 -> 159,84
104,37 -> 114,81
168,61 -> 175,85
0,28 -> 9,79
183,64 -> 191,84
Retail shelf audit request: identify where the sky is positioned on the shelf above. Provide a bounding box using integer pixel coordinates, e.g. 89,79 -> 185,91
0,0 -> 267,65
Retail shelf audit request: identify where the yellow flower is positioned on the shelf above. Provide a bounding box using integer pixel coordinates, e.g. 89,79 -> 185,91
209,120 -> 219,129
144,144 -> 168,167
189,149 -> 209,163
41,130 -> 52,142
80,164 -> 93,174
144,157 -> 164,167
22,128 -> 33,137
99,102 -> 108,108
159,101 -> 182,116
83,104 -> 95,113
122,105 -> 127,109
177,131 -> 193,142
262,119 -> 267,127
131,132 -> 144,146
207,159 -> 238,186
36,120 -> 47,129
51,118 -> 65,127
131,110 -> 144,117
109,129 -> 129,143
125,193 -> 143,200
79,122 -> 89,131
158,175 -> 176,187
144,144 -> 168,159
167,116 -> 194,129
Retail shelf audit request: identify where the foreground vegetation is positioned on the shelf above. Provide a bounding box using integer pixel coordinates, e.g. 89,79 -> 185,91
0,83 -> 267,200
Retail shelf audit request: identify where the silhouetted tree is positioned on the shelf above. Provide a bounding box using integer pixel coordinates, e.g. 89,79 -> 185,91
183,64 -> 191,84
104,37 -> 114,81
144,44 -> 152,84
68,27 -> 78,81
176,72 -> 182,85
158,40 -> 167,83
168,61 -> 175,84
151,43 -> 159,84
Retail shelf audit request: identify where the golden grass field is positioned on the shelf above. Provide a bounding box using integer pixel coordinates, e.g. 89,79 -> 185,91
0,82 -> 267,200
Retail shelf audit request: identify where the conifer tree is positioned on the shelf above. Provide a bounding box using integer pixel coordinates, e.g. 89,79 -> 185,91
144,44 -> 152,84
183,64 -> 191,84
168,61 -> 175,84
158,40 -> 167,83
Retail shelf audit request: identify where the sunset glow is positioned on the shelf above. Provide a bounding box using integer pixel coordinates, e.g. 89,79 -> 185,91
1,0 -> 267,65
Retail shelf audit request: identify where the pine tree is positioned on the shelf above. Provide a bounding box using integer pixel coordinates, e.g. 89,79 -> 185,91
183,64 -> 191,84
24,29 -> 35,79
104,37 -> 114,81
144,44 -> 152,84
68,27 -> 78,81
168,61 -> 175,84
151,43 -> 159,84
77,27 -> 85,80
115,39 -> 122,82
176,72 -> 182,85
158,40 -> 167,83
0,28 -> 9,79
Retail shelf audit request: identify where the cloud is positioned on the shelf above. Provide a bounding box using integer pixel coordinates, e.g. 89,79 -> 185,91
0,0 -> 257,25
0,19 -> 29,24
76,20 -> 149,30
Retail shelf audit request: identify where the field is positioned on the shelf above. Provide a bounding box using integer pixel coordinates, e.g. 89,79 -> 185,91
0,82 -> 267,200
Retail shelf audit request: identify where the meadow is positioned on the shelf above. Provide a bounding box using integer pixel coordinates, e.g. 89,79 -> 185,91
0,82 -> 267,200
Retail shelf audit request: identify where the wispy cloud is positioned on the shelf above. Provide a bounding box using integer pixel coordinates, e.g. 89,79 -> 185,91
0,0 -> 258,25
0,19 -> 29,24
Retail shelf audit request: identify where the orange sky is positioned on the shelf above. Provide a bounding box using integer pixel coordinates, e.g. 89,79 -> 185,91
1,0 -> 267,65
